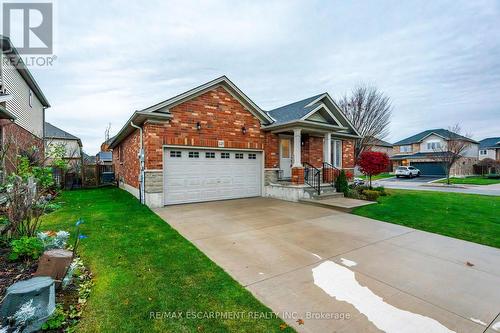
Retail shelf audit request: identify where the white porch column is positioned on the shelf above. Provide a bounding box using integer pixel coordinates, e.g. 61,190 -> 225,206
292,128 -> 302,167
324,133 -> 332,164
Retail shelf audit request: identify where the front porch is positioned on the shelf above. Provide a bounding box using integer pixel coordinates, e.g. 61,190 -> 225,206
264,126 -> 354,183
263,125 -> 357,202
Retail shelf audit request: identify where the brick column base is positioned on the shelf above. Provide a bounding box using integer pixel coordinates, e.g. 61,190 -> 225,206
291,167 -> 304,185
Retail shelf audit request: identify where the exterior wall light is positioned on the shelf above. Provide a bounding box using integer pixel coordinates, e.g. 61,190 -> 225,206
196,122 -> 201,131
242,126 -> 247,134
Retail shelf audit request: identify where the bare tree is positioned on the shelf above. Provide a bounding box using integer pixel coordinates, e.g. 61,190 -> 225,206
430,124 -> 473,185
337,83 -> 392,159
104,123 -> 111,142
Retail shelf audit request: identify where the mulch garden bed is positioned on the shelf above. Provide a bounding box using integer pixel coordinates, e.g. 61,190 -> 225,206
0,247 -> 38,301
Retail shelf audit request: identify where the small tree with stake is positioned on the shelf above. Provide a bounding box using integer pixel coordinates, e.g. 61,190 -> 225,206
358,151 -> 390,188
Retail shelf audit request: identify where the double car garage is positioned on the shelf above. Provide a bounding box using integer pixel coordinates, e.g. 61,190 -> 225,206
409,162 -> 446,176
163,148 -> 263,205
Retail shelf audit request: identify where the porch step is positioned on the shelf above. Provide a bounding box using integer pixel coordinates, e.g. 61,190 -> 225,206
304,184 -> 339,198
299,197 -> 376,213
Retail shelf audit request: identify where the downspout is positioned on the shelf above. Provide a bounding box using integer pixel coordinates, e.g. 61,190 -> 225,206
130,120 -> 145,204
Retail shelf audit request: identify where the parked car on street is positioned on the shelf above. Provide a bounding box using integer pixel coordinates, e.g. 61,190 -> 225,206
395,166 -> 421,178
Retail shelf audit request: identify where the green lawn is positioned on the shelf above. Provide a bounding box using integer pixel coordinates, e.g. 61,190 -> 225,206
42,188 -> 294,333
437,176 -> 500,185
353,190 -> 500,248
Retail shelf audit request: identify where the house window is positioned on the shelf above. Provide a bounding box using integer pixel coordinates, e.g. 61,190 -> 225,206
331,140 -> 342,168
248,153 -> 257,160
235,153 -> 243,159
427,141 -> 442,150
205,152 -> 215,158
170,151 -> 182,158
188,151 -> 199,158
400,145 -> 412,153
29,90 -> 33,107
479,150 -> 487,155
221,152 -> 230,159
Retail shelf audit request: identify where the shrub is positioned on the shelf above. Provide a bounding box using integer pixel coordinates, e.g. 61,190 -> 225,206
373,186 -> 388,196
363,190 -> 380,201
335,170 -> 349,194
45,202 -> 62,213
486,174 -> 500,179
42,305 -> 66,330
9,236 -> 44,261
37,230 -> 70,250
345,189 -> 367,200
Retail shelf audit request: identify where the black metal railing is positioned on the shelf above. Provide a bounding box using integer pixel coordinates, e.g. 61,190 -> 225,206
303,162 -> 321,195
322,161 -> 339,188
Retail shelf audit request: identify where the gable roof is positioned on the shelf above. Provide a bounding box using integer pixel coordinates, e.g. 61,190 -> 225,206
394,129 -> 477,145
267,94 -> 325,124
44,122 -> 80,141
479,137 -> 500,149
110,77 -> 362,148
141,76 -> 273,124
266,93 -> 361,137
109,76 -> 273,148
0,35 -> 50,108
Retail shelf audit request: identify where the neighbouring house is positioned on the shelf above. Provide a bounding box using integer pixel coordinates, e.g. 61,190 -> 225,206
478,137 -> 500,161
109,76 -> 360,207
0,36 -> 50,180
44,122 -> 83,188
361,137 -> 393,173
44,122 -> 82,163
391,129 -> 479,176
364,137 -> 393,155
96,151 -> 112,166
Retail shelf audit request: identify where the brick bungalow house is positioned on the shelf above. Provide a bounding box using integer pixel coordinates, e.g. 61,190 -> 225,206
109,76 -> 360,207
0,36 -> 50,179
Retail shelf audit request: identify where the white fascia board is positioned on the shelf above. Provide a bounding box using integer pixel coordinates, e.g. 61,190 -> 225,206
300,103 -> 343,127
305,93 -> 362,137
139,76 -> 273,124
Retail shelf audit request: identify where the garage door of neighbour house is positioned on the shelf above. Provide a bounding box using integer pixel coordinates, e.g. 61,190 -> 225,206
163,148 -> 262,205
409,162 -> 446,176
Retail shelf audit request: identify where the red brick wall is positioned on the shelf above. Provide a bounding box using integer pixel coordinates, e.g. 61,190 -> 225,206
143,86 -> 267,170
302,135 -> 323,168
0,120 -> 44,174
265,132 -> 279,168
291,167 -> 304,184
342,139 -> 355,168
113,129 -> 140,188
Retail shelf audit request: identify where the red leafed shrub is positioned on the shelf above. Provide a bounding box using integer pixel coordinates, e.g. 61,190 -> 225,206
344,170 -> 354,180
358,151 -> 390,188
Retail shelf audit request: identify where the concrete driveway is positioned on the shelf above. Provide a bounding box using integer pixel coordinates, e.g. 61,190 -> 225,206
154,198 -> 500,333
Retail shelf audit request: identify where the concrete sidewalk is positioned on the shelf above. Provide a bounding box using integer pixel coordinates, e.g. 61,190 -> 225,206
155,198 -> 500,333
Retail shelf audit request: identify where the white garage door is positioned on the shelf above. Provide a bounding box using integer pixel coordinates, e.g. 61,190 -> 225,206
163,148 -> 262,205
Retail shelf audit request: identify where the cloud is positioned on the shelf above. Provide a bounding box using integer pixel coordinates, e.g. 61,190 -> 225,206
28,0 -> 500,153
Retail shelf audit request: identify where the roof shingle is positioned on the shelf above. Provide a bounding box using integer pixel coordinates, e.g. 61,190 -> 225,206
393,129 -> 476,145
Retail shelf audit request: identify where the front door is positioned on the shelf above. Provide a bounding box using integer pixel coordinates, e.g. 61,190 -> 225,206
280,137 -> 292,178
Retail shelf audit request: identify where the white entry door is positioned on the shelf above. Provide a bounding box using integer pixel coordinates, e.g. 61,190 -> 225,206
279,137 -> 292,178
163,148 -> 262,205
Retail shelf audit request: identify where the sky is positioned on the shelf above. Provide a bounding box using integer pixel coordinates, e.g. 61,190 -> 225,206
27,0 -> 500,154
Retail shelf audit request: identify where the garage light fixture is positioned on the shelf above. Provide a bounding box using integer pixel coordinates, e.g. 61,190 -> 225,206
196,122 -> 201,131
241,126 -> 247,134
